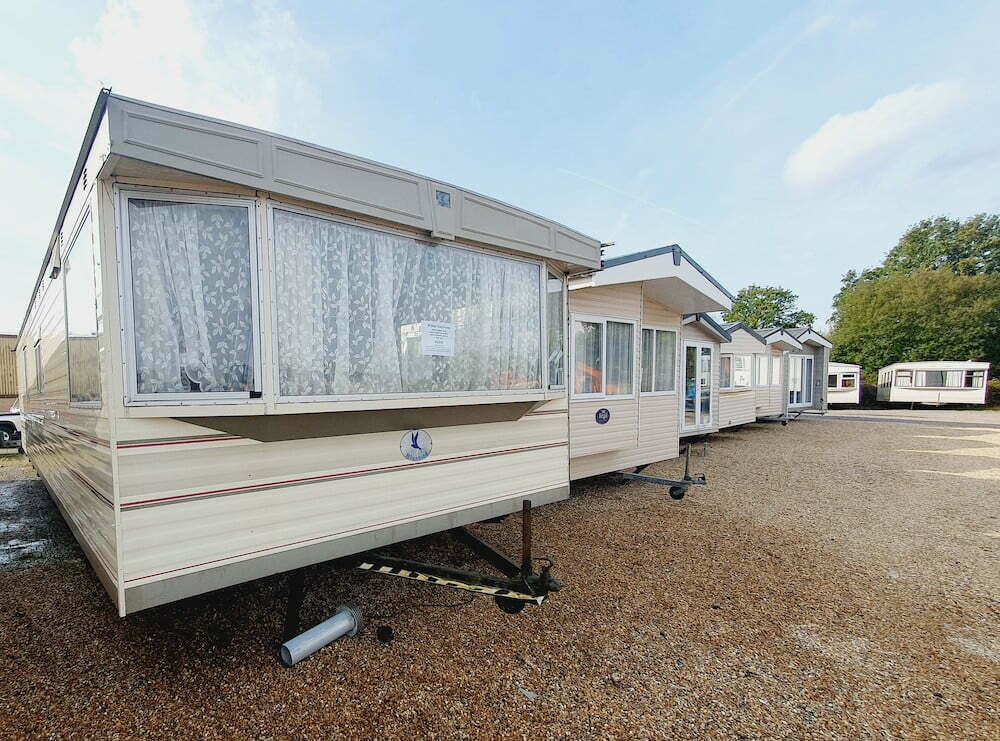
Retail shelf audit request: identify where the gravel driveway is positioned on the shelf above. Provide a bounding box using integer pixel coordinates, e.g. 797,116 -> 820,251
0,414 -> 996,739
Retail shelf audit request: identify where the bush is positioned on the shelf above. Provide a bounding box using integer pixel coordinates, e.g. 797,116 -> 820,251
988,378 -> 1000,407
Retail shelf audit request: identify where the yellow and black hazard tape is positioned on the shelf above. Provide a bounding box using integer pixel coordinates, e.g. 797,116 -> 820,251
356,562 -> 545,604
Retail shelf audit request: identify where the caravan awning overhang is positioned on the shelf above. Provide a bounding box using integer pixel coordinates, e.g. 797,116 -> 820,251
759,328 -> 803,351
569,245 -> 733,314
681,313 -> 732,343
792,328 -> 833,349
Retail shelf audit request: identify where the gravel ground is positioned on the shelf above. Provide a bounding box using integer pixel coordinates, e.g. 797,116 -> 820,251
0,415 -> 997,739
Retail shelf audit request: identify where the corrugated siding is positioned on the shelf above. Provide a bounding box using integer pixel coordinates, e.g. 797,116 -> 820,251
568,282 -> 642,318
719,389 -> 756,428
0,335 -> 16,398
117,412 -> 569,584
17,245 -> 116,601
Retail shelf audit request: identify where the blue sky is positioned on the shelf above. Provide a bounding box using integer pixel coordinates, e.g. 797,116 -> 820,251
3,0 -> 999,333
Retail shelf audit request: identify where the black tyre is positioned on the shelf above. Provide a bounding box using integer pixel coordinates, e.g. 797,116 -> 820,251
495,595 -> 527,614
668,486 -> 686,500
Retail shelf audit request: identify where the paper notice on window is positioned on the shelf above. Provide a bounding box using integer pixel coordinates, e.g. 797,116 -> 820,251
420,321 -> 455,356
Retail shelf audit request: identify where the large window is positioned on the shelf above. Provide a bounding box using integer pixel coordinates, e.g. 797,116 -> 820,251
64,212 -> 101,404
755,354 -> 769,386
733,354 -> 753,387
720,354 -> 733,390
546,271 -> 565,389
572,316 -> 634,398
121,192 -> 258,399
895,370 -> 912,387
272,208 -> 542,398
641,328 -> 676,393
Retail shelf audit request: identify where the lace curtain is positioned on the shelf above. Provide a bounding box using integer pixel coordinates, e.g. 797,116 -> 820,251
272,209 -> 541,396
127,199 -> 254,394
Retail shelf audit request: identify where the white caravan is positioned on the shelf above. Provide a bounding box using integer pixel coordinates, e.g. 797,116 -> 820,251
876,362 -> 990,405
827,362 -> 862,405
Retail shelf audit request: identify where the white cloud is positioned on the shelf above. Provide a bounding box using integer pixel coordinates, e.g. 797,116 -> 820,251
784,81 -> 967,191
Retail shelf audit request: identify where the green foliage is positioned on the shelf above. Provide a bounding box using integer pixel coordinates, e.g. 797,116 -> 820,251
830,270 -> 1000,377
723,285 -> 816,329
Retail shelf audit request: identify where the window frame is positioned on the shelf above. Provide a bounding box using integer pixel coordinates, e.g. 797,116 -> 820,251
720,353 -> 734,391
545,268 -> 567,391
640,325 -> 678,396
62,207 -> 102,409
33,340 -> 43,394
731,353 -> 753,389
755,354 -> 769,388
116,186 -> 264,406
571,313 -> 636,400
266,201 -> 549,403
894,370 -> 912,387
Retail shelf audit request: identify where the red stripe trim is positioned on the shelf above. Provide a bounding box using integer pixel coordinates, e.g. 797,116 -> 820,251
125,483 -> 562,583
121,441 -> 567,509
118,435 -> 242,449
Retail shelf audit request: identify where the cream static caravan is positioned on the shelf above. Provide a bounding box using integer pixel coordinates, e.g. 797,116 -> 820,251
876,361 -> 990,405
717,322 -> 768,429
753,327 -> 802,421
827,362 -> 862,405
759,326 -> 831,416
565,246 -> 733,480
15,90 -> 601,616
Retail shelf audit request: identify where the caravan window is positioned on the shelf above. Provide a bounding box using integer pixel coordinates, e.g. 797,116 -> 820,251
964,370 -> 985,388
34,342 -> 43,393
914,370 -> 963,388
841,375 -> 856,388
63,212 -> 101,404
755,355 -> 768,386
273,208 -> 542,398
120,192 -> 259,400
733,354 -> 752,387
720,354 -> 733,389
827,374 -> 837,389
641,328 -> 676,394
546,271 -> 565,389
770,355 -> 781,385
895,370 -> 912,387
572,316 -> 635,398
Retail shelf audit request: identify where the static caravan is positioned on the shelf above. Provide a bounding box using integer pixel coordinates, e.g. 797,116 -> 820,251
16,90 -> 602,616
759,326 -> 831,415
753,327 -> 802,421
827,362 -> 862,405
717,322 -> 767,429
565,246 -> 733,480
679,313 -> 732,437
876,362 -> 990,406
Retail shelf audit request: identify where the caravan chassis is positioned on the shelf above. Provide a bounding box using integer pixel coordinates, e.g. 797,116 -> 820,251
279,500 -> 562,657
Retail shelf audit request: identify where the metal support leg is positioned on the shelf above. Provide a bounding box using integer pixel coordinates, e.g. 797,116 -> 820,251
521,500 -> 532,578
282,569 -> 307,643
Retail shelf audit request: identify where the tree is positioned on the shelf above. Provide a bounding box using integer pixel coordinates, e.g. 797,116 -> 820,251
830,270 -> 1000,377
723,285 -> 816,329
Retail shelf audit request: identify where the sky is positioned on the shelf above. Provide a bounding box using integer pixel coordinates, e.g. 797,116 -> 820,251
2,0 -> 999,334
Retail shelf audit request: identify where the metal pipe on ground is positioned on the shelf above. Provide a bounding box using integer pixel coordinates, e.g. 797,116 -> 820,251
279,605 -> 362,667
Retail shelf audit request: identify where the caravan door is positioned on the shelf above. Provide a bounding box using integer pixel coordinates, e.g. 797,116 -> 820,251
682,342 -> 714,432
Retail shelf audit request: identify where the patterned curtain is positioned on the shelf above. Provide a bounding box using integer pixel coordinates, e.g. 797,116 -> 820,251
272,210 -> 541,396
127,199 -> 253,394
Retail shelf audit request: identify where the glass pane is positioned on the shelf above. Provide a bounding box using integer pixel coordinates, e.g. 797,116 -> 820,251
606,321 -> 633,395
965,371 -> 984,388
770,355 -> 780,385
65,213 -> 101,403
272,210 -> 541,396
896,371 -> 912,387
684,346 -> 697,426
546,273 -> 564,387
640,329 -> 654,393
756,355 -> 768,386
734,355 -> 752,387
827,374 -> 837,389
720,355 -> 733,389
128,199 -> 253,394
654,330 -> 676,391
803,358 -> 814,404
842,375 -> 856,388
573,321 -> 602,394
700,347 -> 712,422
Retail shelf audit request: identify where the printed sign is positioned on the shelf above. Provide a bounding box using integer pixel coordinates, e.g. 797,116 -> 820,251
400,429 -> 433,462
420,321 -> 455,356
595,408 -> 611,424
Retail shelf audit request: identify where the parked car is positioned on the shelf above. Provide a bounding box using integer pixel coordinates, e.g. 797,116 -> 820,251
0,405 -> 23,449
